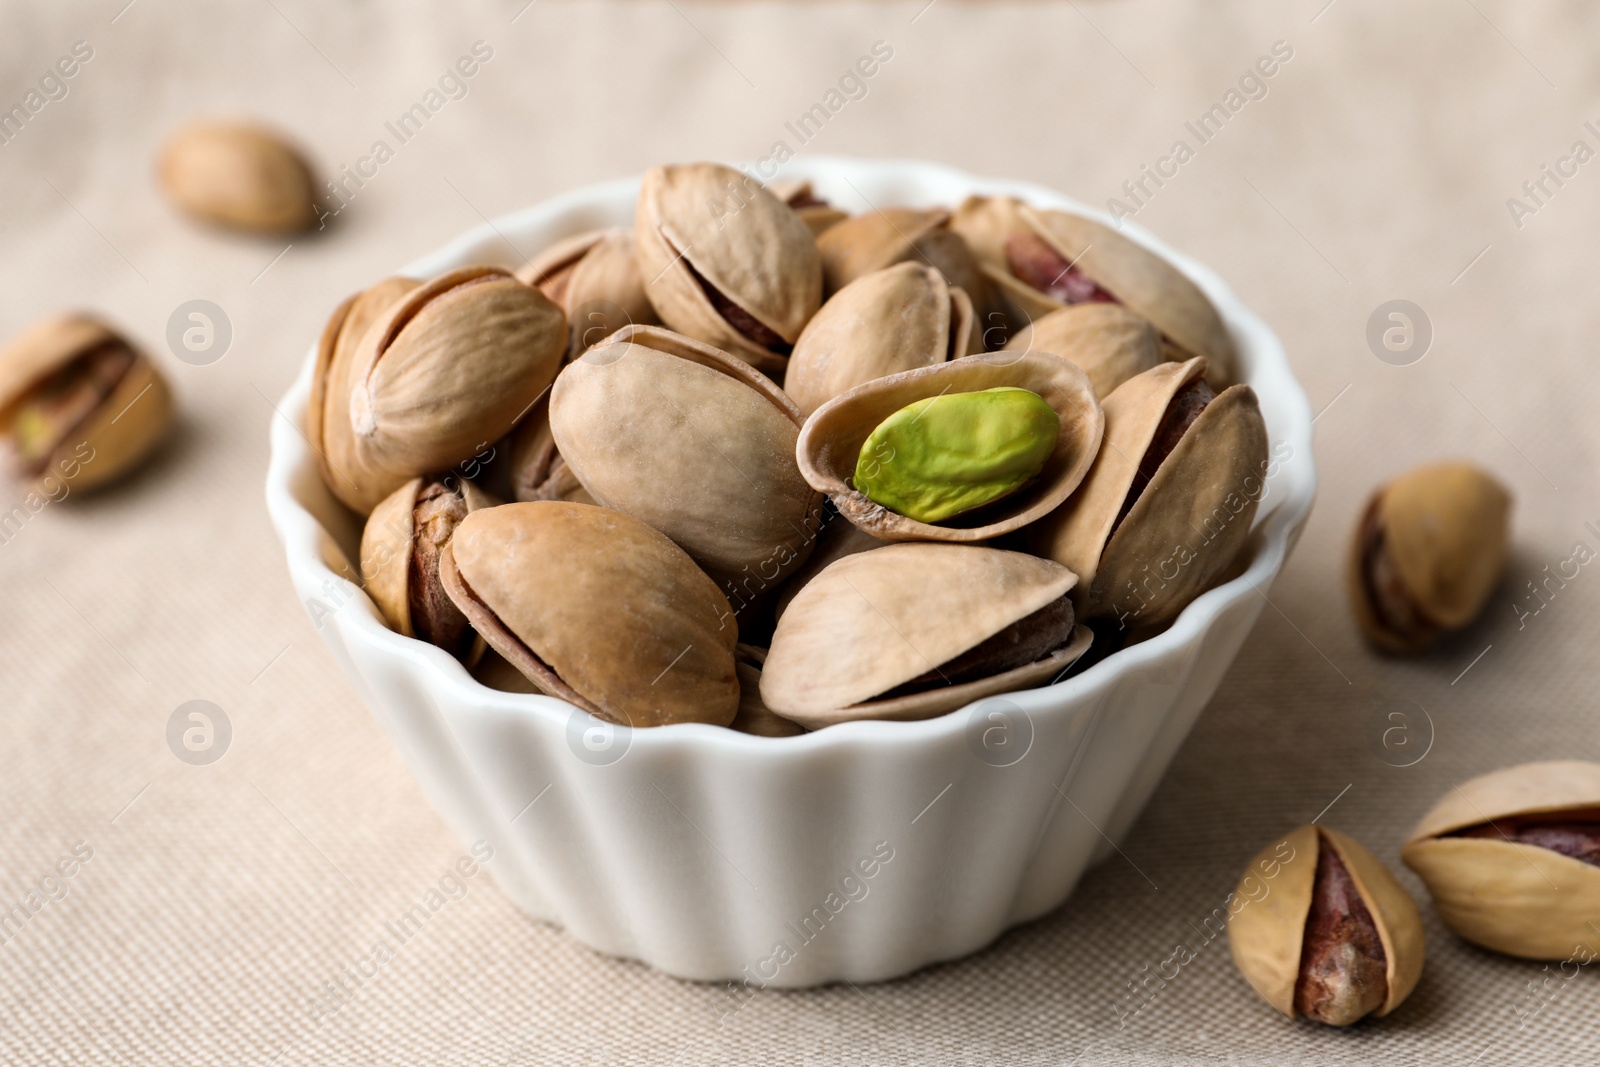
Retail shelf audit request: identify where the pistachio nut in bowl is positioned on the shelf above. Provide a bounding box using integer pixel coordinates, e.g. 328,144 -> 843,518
266,158 -> 1315,986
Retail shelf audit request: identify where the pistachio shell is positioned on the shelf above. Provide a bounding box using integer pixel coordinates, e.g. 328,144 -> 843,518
1401,760 -> 1600,959
158,121 -> 318,234
1003,304 -> 1163,398
0,313 -> 173,493
773,512 -> 885,620
798,351 -> 1103,543
549,325 -> 822,593
341,266 -> 566,513
1229,825 -> 1424,1022
310,276 -> 422,511
760,542 -> 1091,728
635,163 -> 822,375
785,262 -> 976,417
515,228 -> 659,356
1348,462 -> 1511,652
440,501 -> 739,727
360,474 -> 495,646
1031,359 -> 1268,625
505,392 -> 595,505
731,648 -> 807,737
767,179 -> 848,236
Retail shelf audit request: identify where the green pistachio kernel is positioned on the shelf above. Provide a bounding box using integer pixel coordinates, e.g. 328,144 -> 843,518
854,386 -> 1060,524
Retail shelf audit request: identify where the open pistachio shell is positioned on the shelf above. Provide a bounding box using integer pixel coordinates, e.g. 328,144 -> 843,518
440,501 -> 739,727
767,179 -> 848,237
1401,760 -> 1600,960
634,163 -> 822,376
798,350 -> 1103,543
1230,825 -> 1424,1024
951,196 -> 1236,384
515,227 -> 659,356
361,474 -> 496,668
760,542 -> 1092,728
549,325 -> 822,596
310,276 -> 421,510
1003,304 -> 1163,399
342,266 -> 566,514
1030,358 -> 1268,625
785,262 -> 976,417
0,314 -> 174,493
1348,462 -> 1511,653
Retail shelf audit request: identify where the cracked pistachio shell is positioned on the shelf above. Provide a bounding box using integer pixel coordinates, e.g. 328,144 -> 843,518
360,474 -> 496,642
440,501 -> 739,727
1401,761 -> 1600,960
951,196 -> 1236,385
550,325 -> 822,592
0,314 -> 174,493
339,266 -> 566,514
1348,462 -> 1511,653
515,228 -> 659,356
1030,358 -> 1268,625
797,350 -> 1103,543
1003,304 -> 1163,399
1230,825 -> 1425,1021
310,276 -> 421,511
785,262 -> 977,417
158,121 -> 318,235
760,543 -> 1091,728
634,163 -> 822,375
767,179 -> 849,237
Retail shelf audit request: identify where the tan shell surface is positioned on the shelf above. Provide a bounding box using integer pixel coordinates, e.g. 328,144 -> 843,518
310,277 -> 421,510
1083,380 -> 1269,625
1029,360 -> 1200,592
360,476 -> 495,638
1026,206 -> 1236,383
1400,838 -> 1600,960
0,314 -> 120,410
815,207 -> 950,293
1322,827 -> 1425,1016
731,659 -> 807,737
1003,303 -> 1164,399
345,266 -> 566,513
1407,760 -> 1600,840
1378,462 -> 1511,629
773,514 -> 886,620
785,263 -> 971,417
1227,824 -> 1320,1017
798,350 -> 1104,543
768,180 -> 849,237
447,502 -> 738,728
760,543 -> 1078,719
549,331 -> 820,589
158,121 -> 317,234
635,163 -> 822,373
516,228 -> 659,354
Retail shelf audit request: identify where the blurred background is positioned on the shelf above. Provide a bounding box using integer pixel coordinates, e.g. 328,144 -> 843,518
2,2 -> 1598,1063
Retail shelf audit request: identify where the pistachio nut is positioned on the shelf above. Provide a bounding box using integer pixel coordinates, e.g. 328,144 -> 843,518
760,542 -> 1092,728
505,393 -> 594,505
550,325 -> 821,601
798,350 -> 1103,543
767,179 -> 848,237
634,163 -> 823,376
950,196 -> 1236,384
337,266 -> 566,514
785,262 -> 976,417
158,120 -> 318,235
1348,462 -> 1511,654
854,388 -> 1061,524
730,645 -> 807,737
1401,760 -> 1600,960
361,473 -> 496,665
310,276 -> 422,511
1002,303 -> 1163,399
515,227 -> 659,356
1030,358 -> 1268,626
440,501 -> 739,727
0,314 -> 173,493
1229,825 -> 1424,1026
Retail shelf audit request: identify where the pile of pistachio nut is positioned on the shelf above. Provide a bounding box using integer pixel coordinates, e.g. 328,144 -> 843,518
313,162 -> 1270,734
1228,759 -> 1600,1027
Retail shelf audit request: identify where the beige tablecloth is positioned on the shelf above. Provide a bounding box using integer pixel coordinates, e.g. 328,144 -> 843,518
4,1 -> 1598,1063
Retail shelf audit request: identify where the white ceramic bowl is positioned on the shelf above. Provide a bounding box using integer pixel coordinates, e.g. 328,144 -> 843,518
265,158 -> 1315,988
